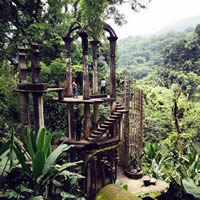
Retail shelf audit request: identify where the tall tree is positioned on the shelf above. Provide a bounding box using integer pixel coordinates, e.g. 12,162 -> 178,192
0,0 -> 151,65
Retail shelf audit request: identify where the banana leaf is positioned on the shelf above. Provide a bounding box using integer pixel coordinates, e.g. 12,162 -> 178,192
33,152 -> 45,179
42,144 -> 70,176
36,128 -> 46,152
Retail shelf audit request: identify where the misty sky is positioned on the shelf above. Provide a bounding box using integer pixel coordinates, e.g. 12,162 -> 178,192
109,0 -> 200,39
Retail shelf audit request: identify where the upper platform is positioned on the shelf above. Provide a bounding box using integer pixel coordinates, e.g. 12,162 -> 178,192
14,84 -> 116,104
52,95 -> 116,104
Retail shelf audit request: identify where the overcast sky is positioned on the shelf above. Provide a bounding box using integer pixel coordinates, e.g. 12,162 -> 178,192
109,0 -> 200,39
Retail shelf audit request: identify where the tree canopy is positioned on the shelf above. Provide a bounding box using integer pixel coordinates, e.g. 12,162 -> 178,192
0,0 -> 151,66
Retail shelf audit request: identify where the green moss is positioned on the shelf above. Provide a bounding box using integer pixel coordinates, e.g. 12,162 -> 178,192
96,184 -> 141,200
86,144 -> 120,162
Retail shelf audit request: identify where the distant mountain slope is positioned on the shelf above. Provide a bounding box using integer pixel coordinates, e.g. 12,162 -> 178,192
118,31 -> 190,68
156,15 -> 200,34
117,16 -> 200,78
117,24 -> 196,75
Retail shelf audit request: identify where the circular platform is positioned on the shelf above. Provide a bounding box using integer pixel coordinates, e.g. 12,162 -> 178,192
52,95 -> 116,104
117,167 -> 169,194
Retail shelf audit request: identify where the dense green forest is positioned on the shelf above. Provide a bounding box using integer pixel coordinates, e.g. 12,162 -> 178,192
117,26 -> 200,199
1,0 -> 200,199
118,26 -> 200,143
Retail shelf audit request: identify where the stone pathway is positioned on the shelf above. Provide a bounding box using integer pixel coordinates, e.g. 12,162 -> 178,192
117,167 -> 169,194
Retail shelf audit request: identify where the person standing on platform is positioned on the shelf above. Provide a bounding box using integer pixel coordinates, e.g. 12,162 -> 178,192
72,80 -> 78,98
101,79 -> 106,94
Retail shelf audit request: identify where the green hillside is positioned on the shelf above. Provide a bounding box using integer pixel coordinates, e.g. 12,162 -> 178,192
117,29 -> 194,79
117,23 -> 200,143
118,31 -> 192,68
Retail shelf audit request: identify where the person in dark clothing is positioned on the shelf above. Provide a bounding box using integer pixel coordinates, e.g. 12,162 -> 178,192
101,79 -> 106,94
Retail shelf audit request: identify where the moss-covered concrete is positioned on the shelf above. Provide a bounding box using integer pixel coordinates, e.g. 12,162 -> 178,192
86,144 -> 120,162
96,184 -> 141,200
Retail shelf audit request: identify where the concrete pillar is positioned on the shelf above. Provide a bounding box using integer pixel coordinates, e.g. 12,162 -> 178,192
108,36 -> 117,98
90,40 -> 100,95
84,103 -> 91,138
79,32 -> 90,100
67,104 -> 75,139
63,37 -> 73,97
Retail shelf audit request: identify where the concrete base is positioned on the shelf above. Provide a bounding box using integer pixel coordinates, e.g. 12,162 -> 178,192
117,167 -> 169,194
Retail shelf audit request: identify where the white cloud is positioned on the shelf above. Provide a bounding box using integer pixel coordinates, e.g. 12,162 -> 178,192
108,0 -> 200,38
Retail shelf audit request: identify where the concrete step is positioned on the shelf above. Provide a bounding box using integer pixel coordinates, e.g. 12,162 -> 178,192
116,109 -> 129,113
100,123 -> 110,128
93,130 -> 104,135
106,117 -> 116,122
97,127 -> 107,132
116,106 -> 125,110
90,133 -> 101,138
104,120 -> 113,125
112,111 -> 123,116
110,114 -> 120,119
87,136 -> 98,141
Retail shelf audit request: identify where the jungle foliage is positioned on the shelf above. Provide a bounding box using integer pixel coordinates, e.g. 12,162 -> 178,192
1,0 -> 200,199
118,26 -> 200,142
0,1 -> 153,199
0,128 -> 84,199
118,25 -> 200,199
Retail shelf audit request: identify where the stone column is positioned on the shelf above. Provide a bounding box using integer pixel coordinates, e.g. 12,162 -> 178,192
90,40 -> 99,129
63,36 -> 73,97
20,93 -> 31,127
63,37 -> 75,139
18,46 -> 28,83
31,43 -> 44,133
79,32 -> 89,100
32,94 -> 44,132
18,46 -> 31,127
31,43 -> 41,84
93,103 -> 99,130
108,36 -> 117,98
67,104 -> 75,139
84,103 -> 91,138
90,41 -> 100,129
108,36 -> 117,137
90,40 -> 99,95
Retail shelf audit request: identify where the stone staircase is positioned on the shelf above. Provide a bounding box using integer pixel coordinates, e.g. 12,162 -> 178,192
87,102 -> 128,141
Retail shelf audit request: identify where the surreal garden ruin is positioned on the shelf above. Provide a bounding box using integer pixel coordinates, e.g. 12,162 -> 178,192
1,1 -> 200,200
